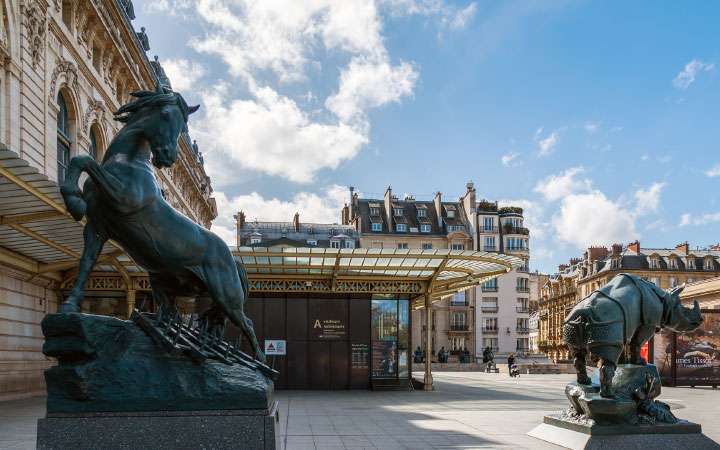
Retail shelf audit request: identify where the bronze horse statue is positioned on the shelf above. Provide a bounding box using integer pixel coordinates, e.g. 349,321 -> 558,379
564,273 -> 702,397
59,82 -> 265,363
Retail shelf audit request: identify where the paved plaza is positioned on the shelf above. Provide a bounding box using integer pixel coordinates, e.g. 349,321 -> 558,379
1,371 -> 719,450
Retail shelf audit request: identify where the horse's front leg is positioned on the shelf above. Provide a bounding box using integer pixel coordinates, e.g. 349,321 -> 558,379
64,156 -> 126,206
59,223 -> 106,313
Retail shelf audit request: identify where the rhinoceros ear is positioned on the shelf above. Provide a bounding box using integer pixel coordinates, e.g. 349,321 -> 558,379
669,284 -> 685,298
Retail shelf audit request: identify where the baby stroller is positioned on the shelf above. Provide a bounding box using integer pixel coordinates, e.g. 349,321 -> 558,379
510,363 -> 520,377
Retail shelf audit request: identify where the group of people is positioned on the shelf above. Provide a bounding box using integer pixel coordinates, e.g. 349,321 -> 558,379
412,346 -> 471,364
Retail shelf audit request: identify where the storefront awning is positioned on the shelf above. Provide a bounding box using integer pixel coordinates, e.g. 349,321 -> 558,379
234,247 -> 523,305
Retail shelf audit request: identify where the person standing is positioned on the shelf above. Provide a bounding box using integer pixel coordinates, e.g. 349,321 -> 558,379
507,353 -> 516,376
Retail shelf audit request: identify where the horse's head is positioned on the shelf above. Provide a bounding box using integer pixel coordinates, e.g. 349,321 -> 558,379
663,285 -> 703,332
114,81 -> 199,168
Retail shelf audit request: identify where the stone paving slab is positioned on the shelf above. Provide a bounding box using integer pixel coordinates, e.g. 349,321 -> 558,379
2,372 -> 719,449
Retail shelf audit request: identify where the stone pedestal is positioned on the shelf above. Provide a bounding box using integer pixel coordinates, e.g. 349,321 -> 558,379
37,401 -> 281,450
528,414 -> 720,450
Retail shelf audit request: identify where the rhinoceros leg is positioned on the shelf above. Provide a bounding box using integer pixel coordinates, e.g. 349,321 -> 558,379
573,349 -> 591,385
629,325 -> 654,365
600,359 -> 617,398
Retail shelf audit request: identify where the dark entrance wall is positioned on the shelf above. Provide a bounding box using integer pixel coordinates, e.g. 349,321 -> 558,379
229,293 -> 371,390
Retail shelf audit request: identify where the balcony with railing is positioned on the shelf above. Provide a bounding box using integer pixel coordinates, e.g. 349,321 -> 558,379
516,286 -> 530,293
516,327 -> 530,334
479,226 -> 499,234
449,324 -> 471,332
516,346 -> 530,352
449,301 -> 470,308
516,266 -> 529,273
482,246 -> 498,252
481,306 -> 498,313
482,285 -> 498,292
503,225 -> 530,235
482,327 -> 498,334
506,246 -> 529,253
516,306 -> 529,313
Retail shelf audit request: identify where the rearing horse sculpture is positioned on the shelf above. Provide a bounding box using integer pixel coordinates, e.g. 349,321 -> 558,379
58,82 -> 265,363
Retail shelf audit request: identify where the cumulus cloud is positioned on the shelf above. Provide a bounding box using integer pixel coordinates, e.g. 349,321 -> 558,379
551,192 -> 638,249
634,182 -> 666,213
705,164 -> 720,178
533,169 -> 666,251
533,167 -> 592,201
162,58 -> 206,91
171,0 -> 424,183
194,85 -> 367,184
673,59 -> 715,89
501,152 -> 520,167
325,57 -> 418,124
211,185 -> 348,244
679,212 -> 720,227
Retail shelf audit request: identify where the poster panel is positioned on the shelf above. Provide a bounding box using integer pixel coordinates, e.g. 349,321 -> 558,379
675,311 -> 720,386
653,329 -> 674,384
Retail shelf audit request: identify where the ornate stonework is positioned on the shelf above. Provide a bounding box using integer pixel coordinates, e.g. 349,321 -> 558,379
48,58 -> 79,105
24,0 -> 47,68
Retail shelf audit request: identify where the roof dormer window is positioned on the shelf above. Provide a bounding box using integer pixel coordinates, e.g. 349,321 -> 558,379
649,256 -> 660,269
668,257 -> 678,270
417,208 -> 427,218
370,207 -> 380,216
705,256 -> 715,271
687,257 -> 696,270
394,208 -> 403,216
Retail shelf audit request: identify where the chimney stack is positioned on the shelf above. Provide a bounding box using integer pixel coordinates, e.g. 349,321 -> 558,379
434,191 -> 443,228
293,212 -> 300,232
234,211 -> 246,247
675,241 -> 689,255
348,186 -> 355,221
611,243 -> 623,256
627,240 -> 640,255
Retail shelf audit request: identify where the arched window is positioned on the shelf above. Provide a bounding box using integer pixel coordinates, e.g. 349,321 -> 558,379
57,93 -> 71,183
89,124 -> 102,160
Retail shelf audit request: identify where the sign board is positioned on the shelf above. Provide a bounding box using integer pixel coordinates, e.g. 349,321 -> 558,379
264,339 -> 286,356
311,318 -> 346,339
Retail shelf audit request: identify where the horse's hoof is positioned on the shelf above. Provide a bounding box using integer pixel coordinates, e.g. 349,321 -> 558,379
58,302 -> 80,313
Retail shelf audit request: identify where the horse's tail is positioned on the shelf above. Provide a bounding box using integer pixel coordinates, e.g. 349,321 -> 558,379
234,258 -> 250,297
60,185 -> 86,221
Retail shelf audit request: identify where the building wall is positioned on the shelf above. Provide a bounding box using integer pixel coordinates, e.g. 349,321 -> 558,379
476,269 -> 529,356
0,1 -> 216,399
0,269 -> 57,401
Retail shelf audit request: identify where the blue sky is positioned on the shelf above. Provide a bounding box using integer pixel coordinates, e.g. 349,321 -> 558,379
133,1 -> 719,273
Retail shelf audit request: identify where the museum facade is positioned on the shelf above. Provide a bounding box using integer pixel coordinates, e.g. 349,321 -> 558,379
0,1 -> 215,401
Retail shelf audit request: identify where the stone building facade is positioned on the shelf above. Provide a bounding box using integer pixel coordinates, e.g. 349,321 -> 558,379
343,183 -> 530,361
0,1 -> 215,400
538,241 -> 720,362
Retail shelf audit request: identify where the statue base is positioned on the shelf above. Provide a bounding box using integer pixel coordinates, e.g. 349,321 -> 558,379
528,414 -> 719,450
37,402 -> 281,450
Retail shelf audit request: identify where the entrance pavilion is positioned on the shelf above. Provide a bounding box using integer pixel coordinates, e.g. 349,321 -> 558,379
234,247 -> 522,390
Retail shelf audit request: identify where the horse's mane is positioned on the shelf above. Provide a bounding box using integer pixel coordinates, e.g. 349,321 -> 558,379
114,82 -> 199,124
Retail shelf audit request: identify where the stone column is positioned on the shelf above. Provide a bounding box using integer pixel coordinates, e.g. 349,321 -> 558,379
126,289 -> 136,319
424,293 -> 433,391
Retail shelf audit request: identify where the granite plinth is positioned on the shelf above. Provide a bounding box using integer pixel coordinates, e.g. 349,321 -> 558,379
37,401 -> 281,450
528,414 -> 720,450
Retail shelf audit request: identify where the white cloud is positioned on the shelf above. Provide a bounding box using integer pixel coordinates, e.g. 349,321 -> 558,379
584,121 -> 600,134
211,185 -> 348,244
176,0 -> 426,183
533,167 -> 592,201
162,59 -> 206,91
536,130 -> 559,156
679,212 -> 720,227
705,164 -> 720,177
673,59 -> 715,89
501,152 -> 520,167
325,57 -> 418,124
552,192 -> 638,249
634,182 -> 665,213
194,85 -> 367,184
